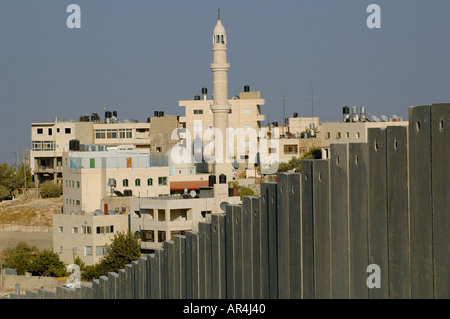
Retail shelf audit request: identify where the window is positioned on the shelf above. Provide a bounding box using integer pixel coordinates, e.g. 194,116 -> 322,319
96,226 -> 113,234
142,230 -> 154,242
193,109 -> 203,115
147,178 -> 153,186
95,129 -> 105,139
326,132 -> 331,139
158,177 -> 167,186
59,246 -> 63,254
90,158 -> 95,168
96,246 -> 106,256
48,128 -> 52,135
37,128 -> 43,134
135,178 -> 141,187
127,157 -> 132,168
72,227 -> 78,234
65,128 -> 71,134
77,181 -> 80,188
123,179 -> 129,187
284,145 -> 298,155
345,132 -> 350,138
119,129 -> 132,139
76,200 -> 80,206
268,147 -> 277,154
156,147 -> 162,153
106,129 -> 117,139
336,132 -> 341,139
356,132 -> 361,138
243,108 -> 251,115
82,226 -> 91,234
300,147 -> 308,154
32,141 -> 55,151
58,226 -> 63,233
158,231 -> 166,243
84,246 -> 93,256
201,211 -> 211,219
57,128 -> 60,133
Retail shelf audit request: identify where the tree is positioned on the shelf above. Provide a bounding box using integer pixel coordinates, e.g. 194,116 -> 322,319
40,181 -> 63,198
0,185 -> 10,200
302,147 -> 322,160
276,147 -> 322,173
81,231 -> 141,281
27,250 -> 66,277
1,241 -> 39,275
100,231 -> 141,274
0,162 -> 33,194
228,181 -> 255,199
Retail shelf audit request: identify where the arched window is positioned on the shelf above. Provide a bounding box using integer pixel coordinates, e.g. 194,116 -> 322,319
135,178 -> 141,187
123,179 -> 129,187
147,178 -> 153,186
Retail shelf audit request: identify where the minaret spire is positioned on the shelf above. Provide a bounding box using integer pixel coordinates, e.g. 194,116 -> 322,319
218,8 -> 220,20
210,12 -> 232,180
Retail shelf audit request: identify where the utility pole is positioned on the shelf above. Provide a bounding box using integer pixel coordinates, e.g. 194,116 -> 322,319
280,87 -> 290,126
23,151 -> 27,200
305,82 -> 319,118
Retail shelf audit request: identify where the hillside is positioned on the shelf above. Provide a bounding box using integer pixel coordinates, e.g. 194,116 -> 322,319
0,197 -> 62,227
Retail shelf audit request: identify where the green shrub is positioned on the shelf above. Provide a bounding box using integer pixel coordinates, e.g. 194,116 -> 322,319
40,181 -> 63,198
1,241 -> 39,275
27,250 -> 66,277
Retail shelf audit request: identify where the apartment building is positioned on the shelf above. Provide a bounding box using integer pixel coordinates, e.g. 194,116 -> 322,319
62,147 -> 171,214
129,182 -> 241,252
53,212 -> 128,265
178,86 -> 265,166
30,121 -> 94,186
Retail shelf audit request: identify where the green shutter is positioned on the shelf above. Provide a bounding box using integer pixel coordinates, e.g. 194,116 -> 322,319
90,158 -> 95,168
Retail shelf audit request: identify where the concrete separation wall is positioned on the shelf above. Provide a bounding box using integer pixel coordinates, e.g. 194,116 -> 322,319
5,103 -> 449,299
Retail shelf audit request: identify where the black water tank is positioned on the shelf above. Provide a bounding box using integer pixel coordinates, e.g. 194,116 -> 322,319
208,175 -> 216,187
160,111 -> 164,117
194,95 -> 201,100
69,139 -> 80,151
154,110 -> 159,117
147,117 -> 151,123
105,111 -> 112,118
273,121 -> 278,127
293,112 -> 298,118
202,87 -> 208,95
79,116 -> 85,122
219,174 -> 227,184
244,85 -> 250,92
113,111 -> 118,118
343,106 -> 350,115
124,189 -> 133,197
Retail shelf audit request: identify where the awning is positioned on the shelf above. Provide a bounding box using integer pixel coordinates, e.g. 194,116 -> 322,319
170,180 -> 209,191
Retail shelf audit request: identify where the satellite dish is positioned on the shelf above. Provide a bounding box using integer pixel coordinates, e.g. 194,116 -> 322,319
370,115 -> 380,122
232,162 -> 239,169
380,115 -> 389,122
190,190 -> 197,198
184,188 -> 189,195
219,201 -> 229,213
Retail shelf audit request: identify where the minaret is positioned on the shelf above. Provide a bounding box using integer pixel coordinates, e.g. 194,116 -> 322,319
210,11 -> 233,179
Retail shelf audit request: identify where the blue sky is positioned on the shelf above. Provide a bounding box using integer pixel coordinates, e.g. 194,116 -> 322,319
1,0 -> 449,164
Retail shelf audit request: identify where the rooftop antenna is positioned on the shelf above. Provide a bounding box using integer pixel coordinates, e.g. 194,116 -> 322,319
280,86 -> 290,126
218,8 -> 220,20
305,82 -> 319,118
